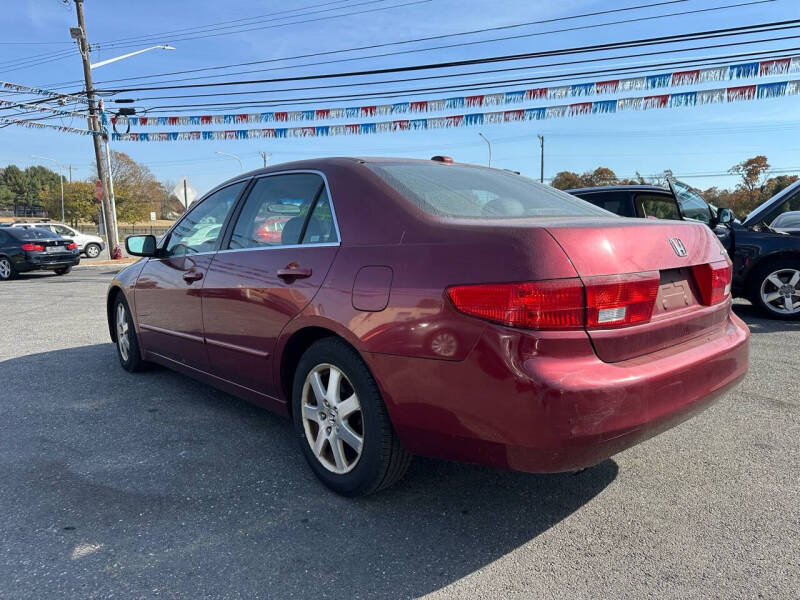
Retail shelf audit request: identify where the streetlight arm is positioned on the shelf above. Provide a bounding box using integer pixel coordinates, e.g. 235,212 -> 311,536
90,45 -> 175,69
216,151 -> 244,172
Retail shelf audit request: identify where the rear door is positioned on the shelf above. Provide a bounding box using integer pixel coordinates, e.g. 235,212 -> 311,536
133,181 -> 246,370
201,172 -> 340,397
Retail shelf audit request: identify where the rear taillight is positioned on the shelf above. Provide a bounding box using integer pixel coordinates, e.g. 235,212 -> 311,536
692,261 -> 732,305
67,242 -> 77,250
447,280 -> 584,330
21,243 -> 44,251
585,272 -> 660,328
447,271 -> 660,331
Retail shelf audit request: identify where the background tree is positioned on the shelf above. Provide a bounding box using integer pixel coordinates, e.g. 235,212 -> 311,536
104,151 -> 171,222
728,155 -> 770,214
551,171 -> 582,190
38,181 -> 98,224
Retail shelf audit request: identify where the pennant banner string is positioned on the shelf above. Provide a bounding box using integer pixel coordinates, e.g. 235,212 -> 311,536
0,117 -> 98,136
110,80 -> 800,142
0,99 -> 89,120
0,80 -> 87,105
120,55 -> 800,128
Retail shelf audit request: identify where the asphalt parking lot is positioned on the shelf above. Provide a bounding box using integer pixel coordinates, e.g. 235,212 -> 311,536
1,266 -> 798,599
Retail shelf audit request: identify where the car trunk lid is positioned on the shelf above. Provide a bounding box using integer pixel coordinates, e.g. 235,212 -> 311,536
544,219 -> 731,362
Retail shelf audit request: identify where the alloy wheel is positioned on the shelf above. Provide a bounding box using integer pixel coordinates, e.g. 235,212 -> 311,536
86,244 -> 100,258
116,303 -> 130,362
0,258 -> 10,280
760,268 -> 800,315
301,363 -> 364,474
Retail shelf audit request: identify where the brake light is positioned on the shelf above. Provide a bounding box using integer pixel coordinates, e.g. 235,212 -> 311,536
692,261 -> 732,305
447,272 -> 660,331
21,243 -> 44,251
447,280 -> 584,330
66,242 -> 77,250
585,272 -> 660,328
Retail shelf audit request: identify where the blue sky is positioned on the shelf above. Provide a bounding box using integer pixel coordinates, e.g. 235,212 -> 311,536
1,0 -> 799,196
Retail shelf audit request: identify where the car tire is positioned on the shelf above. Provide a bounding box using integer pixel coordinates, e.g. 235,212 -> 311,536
0,256 -> 15,281
84,243 -> 101,259
54,267 -> 72,276
748,258 -> 800,320
292,337 -> 411,497
113,294 -> 148,372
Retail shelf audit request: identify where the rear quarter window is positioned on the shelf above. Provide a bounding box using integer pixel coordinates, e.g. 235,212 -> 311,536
367,163 -> 613,219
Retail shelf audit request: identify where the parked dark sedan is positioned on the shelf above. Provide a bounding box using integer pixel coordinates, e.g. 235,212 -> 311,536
0,226 -> 80,280
108,157 -> 748,496
570,180 -> 800,319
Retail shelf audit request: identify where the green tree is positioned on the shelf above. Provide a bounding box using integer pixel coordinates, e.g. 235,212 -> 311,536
38,181 -> 98,223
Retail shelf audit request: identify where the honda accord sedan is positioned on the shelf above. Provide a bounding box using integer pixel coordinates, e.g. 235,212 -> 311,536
108,157 -> 749,496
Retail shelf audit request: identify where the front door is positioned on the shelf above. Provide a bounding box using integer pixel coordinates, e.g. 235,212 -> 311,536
201,172 -> 340,398
134,181 -> 246,370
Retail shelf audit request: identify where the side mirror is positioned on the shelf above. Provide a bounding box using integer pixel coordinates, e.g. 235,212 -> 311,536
125,234 -> 157,257
717,208 -> 735,225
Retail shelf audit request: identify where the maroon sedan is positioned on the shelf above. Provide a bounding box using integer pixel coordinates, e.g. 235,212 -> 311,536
109,157 -> 749,496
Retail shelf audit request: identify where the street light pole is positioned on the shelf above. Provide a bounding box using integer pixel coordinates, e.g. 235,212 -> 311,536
216,151 -> 244,172
72,0 -> 118,258
478,133 -> 492,167
537,135 -> 545,183
31,155 -> 65,222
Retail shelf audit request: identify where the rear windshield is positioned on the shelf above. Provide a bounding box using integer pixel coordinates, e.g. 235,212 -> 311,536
367,163 -> 613,219
10,227 -> 59,239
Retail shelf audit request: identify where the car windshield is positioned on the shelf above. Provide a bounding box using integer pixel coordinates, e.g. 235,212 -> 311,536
367,162 -> 613,219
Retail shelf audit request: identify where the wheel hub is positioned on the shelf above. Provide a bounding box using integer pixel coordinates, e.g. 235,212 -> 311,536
780,284 -> 793,297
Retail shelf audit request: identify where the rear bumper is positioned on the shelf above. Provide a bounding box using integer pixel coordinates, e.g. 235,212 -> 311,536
367,312 -> 749,473
18,255 -> 81,272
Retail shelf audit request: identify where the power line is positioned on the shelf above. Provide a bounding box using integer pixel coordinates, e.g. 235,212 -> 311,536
67,0 -> 771,92
93,0 -> 434,53
93,0 -> 373,47
46,0 -> 702,89
128,36 -> 800,110
96,19 -> 800,95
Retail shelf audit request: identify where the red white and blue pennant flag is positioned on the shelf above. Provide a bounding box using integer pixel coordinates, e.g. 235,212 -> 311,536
116,56 -> 800,128
110,80 -> 800,142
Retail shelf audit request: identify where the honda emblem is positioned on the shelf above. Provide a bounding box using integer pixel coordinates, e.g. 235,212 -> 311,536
669,237 -> 687,257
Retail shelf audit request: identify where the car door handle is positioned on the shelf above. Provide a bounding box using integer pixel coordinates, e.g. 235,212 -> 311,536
182,271 -> 203,283
277,267 -> 312,281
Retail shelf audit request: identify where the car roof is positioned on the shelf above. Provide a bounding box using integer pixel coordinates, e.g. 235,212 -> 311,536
209,156 -> 493,193
566,185 -> 670,194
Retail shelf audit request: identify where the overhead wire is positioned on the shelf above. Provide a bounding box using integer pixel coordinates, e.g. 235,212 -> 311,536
96,18 -> 800,95
45,0 -> 709,89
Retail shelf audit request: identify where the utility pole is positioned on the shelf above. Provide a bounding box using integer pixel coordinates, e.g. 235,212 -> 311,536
259,151 -> 272,168
68,165 -> 72,183
72,0 -> 119,258
537,135 -> 544,183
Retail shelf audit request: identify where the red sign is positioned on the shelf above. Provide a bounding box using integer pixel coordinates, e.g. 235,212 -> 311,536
94,180 -> 104,201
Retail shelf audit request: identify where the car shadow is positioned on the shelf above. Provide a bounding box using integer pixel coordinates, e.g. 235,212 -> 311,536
732,300 -> 800,334
0,343 -> 617,599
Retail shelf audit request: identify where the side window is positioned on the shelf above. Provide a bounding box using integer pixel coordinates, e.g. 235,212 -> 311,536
302,188 -> 339,244
636,194 -> 681,220
228,173 -> 332,249
52,224 -> 74,236
165,181 -> 245,257
577,192 -> 634,217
